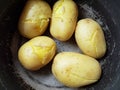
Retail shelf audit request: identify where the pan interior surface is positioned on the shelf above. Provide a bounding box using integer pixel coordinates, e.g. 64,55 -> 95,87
0,0 -> 120,90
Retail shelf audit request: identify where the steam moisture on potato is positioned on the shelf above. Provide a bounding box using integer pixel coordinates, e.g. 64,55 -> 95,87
18,0 -> 52,39
52,52 -> 101,88
75,18 -> 106,59
18,36 -> 56,71
50,0 -> 78,41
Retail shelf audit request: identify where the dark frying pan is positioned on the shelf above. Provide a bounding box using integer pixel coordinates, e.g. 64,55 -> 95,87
0,0 -> 120,90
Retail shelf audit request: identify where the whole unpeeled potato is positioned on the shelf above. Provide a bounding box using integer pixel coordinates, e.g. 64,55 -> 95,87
18,0 -> 51,39
52,52 -> 101,88
18,36 -> 56,71
50,0 -> 78,41
75,18 -> 106,59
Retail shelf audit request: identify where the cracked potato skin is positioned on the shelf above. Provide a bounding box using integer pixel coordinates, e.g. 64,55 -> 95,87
50,0 -> 78,41
18,36 -> 56,71
18,0 -> 51,39
75,18 -> 106,59
52,52 -> 101,88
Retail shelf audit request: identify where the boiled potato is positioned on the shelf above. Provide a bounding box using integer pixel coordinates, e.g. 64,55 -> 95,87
50,0 -> 78,41
18,0 -> 51,39
52,52 -> 101,88
18,36 -> 56,71
75,18 -> 106,59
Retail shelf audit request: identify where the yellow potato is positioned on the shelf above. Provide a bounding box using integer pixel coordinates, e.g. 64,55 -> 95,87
18,0 -> 52,39
18,36 -> 56,71
50,0 -> 78,41
75,18 -> 106,59
52,52 -> 101,88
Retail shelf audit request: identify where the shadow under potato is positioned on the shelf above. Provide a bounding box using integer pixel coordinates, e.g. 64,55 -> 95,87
0,0 -> 120,90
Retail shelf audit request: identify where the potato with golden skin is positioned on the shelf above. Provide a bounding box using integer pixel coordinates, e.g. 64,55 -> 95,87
52,52 -> 101,88
50,0 -> 78,41
18,36 -> 56,71
18,0 -> 51,39
75,18 -> 106,59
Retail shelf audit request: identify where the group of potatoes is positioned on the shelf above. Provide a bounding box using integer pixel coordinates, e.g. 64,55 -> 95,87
18,0 -> 106,88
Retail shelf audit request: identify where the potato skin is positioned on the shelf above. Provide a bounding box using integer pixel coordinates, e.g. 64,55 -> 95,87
18,0 -> 51,39
18,36 -> 56,71
75,18 -> 106,59
52,52 -> 101,88
50,0 -> 78,41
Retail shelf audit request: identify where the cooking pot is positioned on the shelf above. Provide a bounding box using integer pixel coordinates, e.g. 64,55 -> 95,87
0,0 -> 120,90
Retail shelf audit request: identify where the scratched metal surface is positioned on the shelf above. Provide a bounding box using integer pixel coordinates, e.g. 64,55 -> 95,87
0,0 -> 120,90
